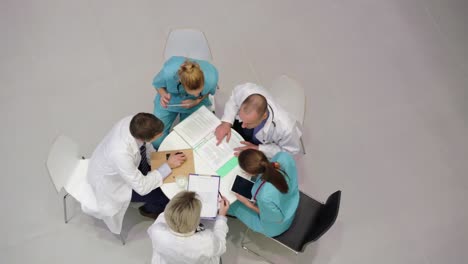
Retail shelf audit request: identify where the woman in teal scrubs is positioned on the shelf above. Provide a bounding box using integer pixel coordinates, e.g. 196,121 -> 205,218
229,149 -> 300,237
152,56 -> 218,148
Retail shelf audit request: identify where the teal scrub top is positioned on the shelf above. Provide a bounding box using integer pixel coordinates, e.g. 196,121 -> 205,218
251,152 -> 300,236
152,56 -> 218,114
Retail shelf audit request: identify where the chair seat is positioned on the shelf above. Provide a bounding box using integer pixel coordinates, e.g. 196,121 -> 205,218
273,192 -> 322,252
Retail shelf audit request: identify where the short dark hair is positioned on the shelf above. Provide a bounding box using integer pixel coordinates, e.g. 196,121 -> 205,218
129,113 -> 164,141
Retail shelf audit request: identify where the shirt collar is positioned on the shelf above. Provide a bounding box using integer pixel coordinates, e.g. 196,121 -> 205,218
169,228 -> 196,237
257,108 -> 274,134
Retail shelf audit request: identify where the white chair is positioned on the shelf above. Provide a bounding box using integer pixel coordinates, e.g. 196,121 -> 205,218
164,29 -> 213,61
270,75 -> 306,154
164,28 -> 217,112
46,135 -> 128,245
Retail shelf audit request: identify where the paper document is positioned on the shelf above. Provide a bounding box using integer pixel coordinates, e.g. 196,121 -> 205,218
187,174 -> 220,219
194,133 -> 243,172
173,106 -> 221,147
173,106 -> 244,175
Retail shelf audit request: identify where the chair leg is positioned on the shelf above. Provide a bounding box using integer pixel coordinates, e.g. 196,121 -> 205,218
119,234 -> 126,245
300,137 -> 306,155
240,227 -> 275,264
63,193 -> 69,224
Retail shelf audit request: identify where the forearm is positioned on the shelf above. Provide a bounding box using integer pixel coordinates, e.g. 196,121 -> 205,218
157,87 -> 168,95
241,200 -> 260,214
211,216 -> 229,256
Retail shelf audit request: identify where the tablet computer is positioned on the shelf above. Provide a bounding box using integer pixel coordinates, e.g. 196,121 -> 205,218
231,175 -> 254,200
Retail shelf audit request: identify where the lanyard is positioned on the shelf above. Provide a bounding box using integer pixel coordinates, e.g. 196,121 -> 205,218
253,180 -> 267,201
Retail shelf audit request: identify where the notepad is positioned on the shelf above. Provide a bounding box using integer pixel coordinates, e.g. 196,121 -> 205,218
173,106 -> 243,176
187,174 -> 220,219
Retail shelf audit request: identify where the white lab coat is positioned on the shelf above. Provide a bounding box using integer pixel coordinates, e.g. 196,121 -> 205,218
148,213 -> 228,264
221,83 -> 302,158
82,116 -> 164,234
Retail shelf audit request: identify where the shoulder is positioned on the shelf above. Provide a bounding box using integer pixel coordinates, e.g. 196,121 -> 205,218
272,152 -> 297,176
195,59 -> 218,88
272,152 -> 294,164
162,56 -> 185,75
197,59 -> 217,74
165,56 -> 185,66
148,214 -> 170,238
232,83 -> 270,102
234,82 -> 266,94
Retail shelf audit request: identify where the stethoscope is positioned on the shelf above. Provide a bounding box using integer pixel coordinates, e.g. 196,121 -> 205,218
268,103 -> 277,128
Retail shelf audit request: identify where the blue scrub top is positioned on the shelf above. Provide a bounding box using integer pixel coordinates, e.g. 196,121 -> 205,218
251,152 -> 300,236
152,56 -> 218,113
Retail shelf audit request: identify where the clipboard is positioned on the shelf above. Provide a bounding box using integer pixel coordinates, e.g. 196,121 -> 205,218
150,149 -> 195,184
187,173 -> 220,219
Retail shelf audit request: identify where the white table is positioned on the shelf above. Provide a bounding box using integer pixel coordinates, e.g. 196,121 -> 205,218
159,129 -> 248,203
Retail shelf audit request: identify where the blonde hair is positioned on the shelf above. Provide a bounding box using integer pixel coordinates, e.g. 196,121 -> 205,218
178,60 -> 204,91
164,191 -> 202,233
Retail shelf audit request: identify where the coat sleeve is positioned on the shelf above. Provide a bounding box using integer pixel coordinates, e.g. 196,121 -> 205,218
258,124 -> 302,158
111,152 -> 163,195
209,216 -> 229,257
258,197 -> 284,223
220,85 -> 243,124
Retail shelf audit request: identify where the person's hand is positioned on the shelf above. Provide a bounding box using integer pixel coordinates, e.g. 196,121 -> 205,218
159,89 -> 171,108
215,122 -> 232,145
234,141 -> 258,156
167,152 -> 186,168
218,195 -> 230,216
234,193 -> 251,206
180,99 -> 199,109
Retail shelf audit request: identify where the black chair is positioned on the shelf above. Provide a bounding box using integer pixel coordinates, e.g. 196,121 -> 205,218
240,190 -> 342,263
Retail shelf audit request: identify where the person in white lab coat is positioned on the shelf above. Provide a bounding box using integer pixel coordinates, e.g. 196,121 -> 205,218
82,113 -> 186,234
148,191 -> 230,264
215,83 -> 302,158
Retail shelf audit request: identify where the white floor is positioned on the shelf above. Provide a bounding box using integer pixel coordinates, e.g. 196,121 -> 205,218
1,0 -> 468,263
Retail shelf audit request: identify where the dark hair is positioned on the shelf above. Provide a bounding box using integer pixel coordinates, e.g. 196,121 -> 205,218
238,149 -> 289,193
241,94 -> 268,117
129,113 -> 164,141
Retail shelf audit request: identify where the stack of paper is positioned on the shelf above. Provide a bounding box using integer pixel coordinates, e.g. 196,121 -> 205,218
173,106 -> 243,176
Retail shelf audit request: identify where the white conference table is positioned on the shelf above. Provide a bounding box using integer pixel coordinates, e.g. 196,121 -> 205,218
159,129 -> 248,203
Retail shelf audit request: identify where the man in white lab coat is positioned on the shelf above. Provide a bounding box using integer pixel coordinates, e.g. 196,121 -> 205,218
148,191 -> 230,264
83,113 -> 186,234
215,83 -> 302,158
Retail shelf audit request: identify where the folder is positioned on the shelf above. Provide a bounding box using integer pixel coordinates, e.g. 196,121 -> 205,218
150,149 -> 195,184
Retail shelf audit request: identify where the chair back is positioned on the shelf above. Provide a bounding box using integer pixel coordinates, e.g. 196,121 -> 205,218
164,29 -> 212,61
270,75 -> 305,125
273,191 -> 322,252
309,190 -> 342,242
46,135 -> 81,193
